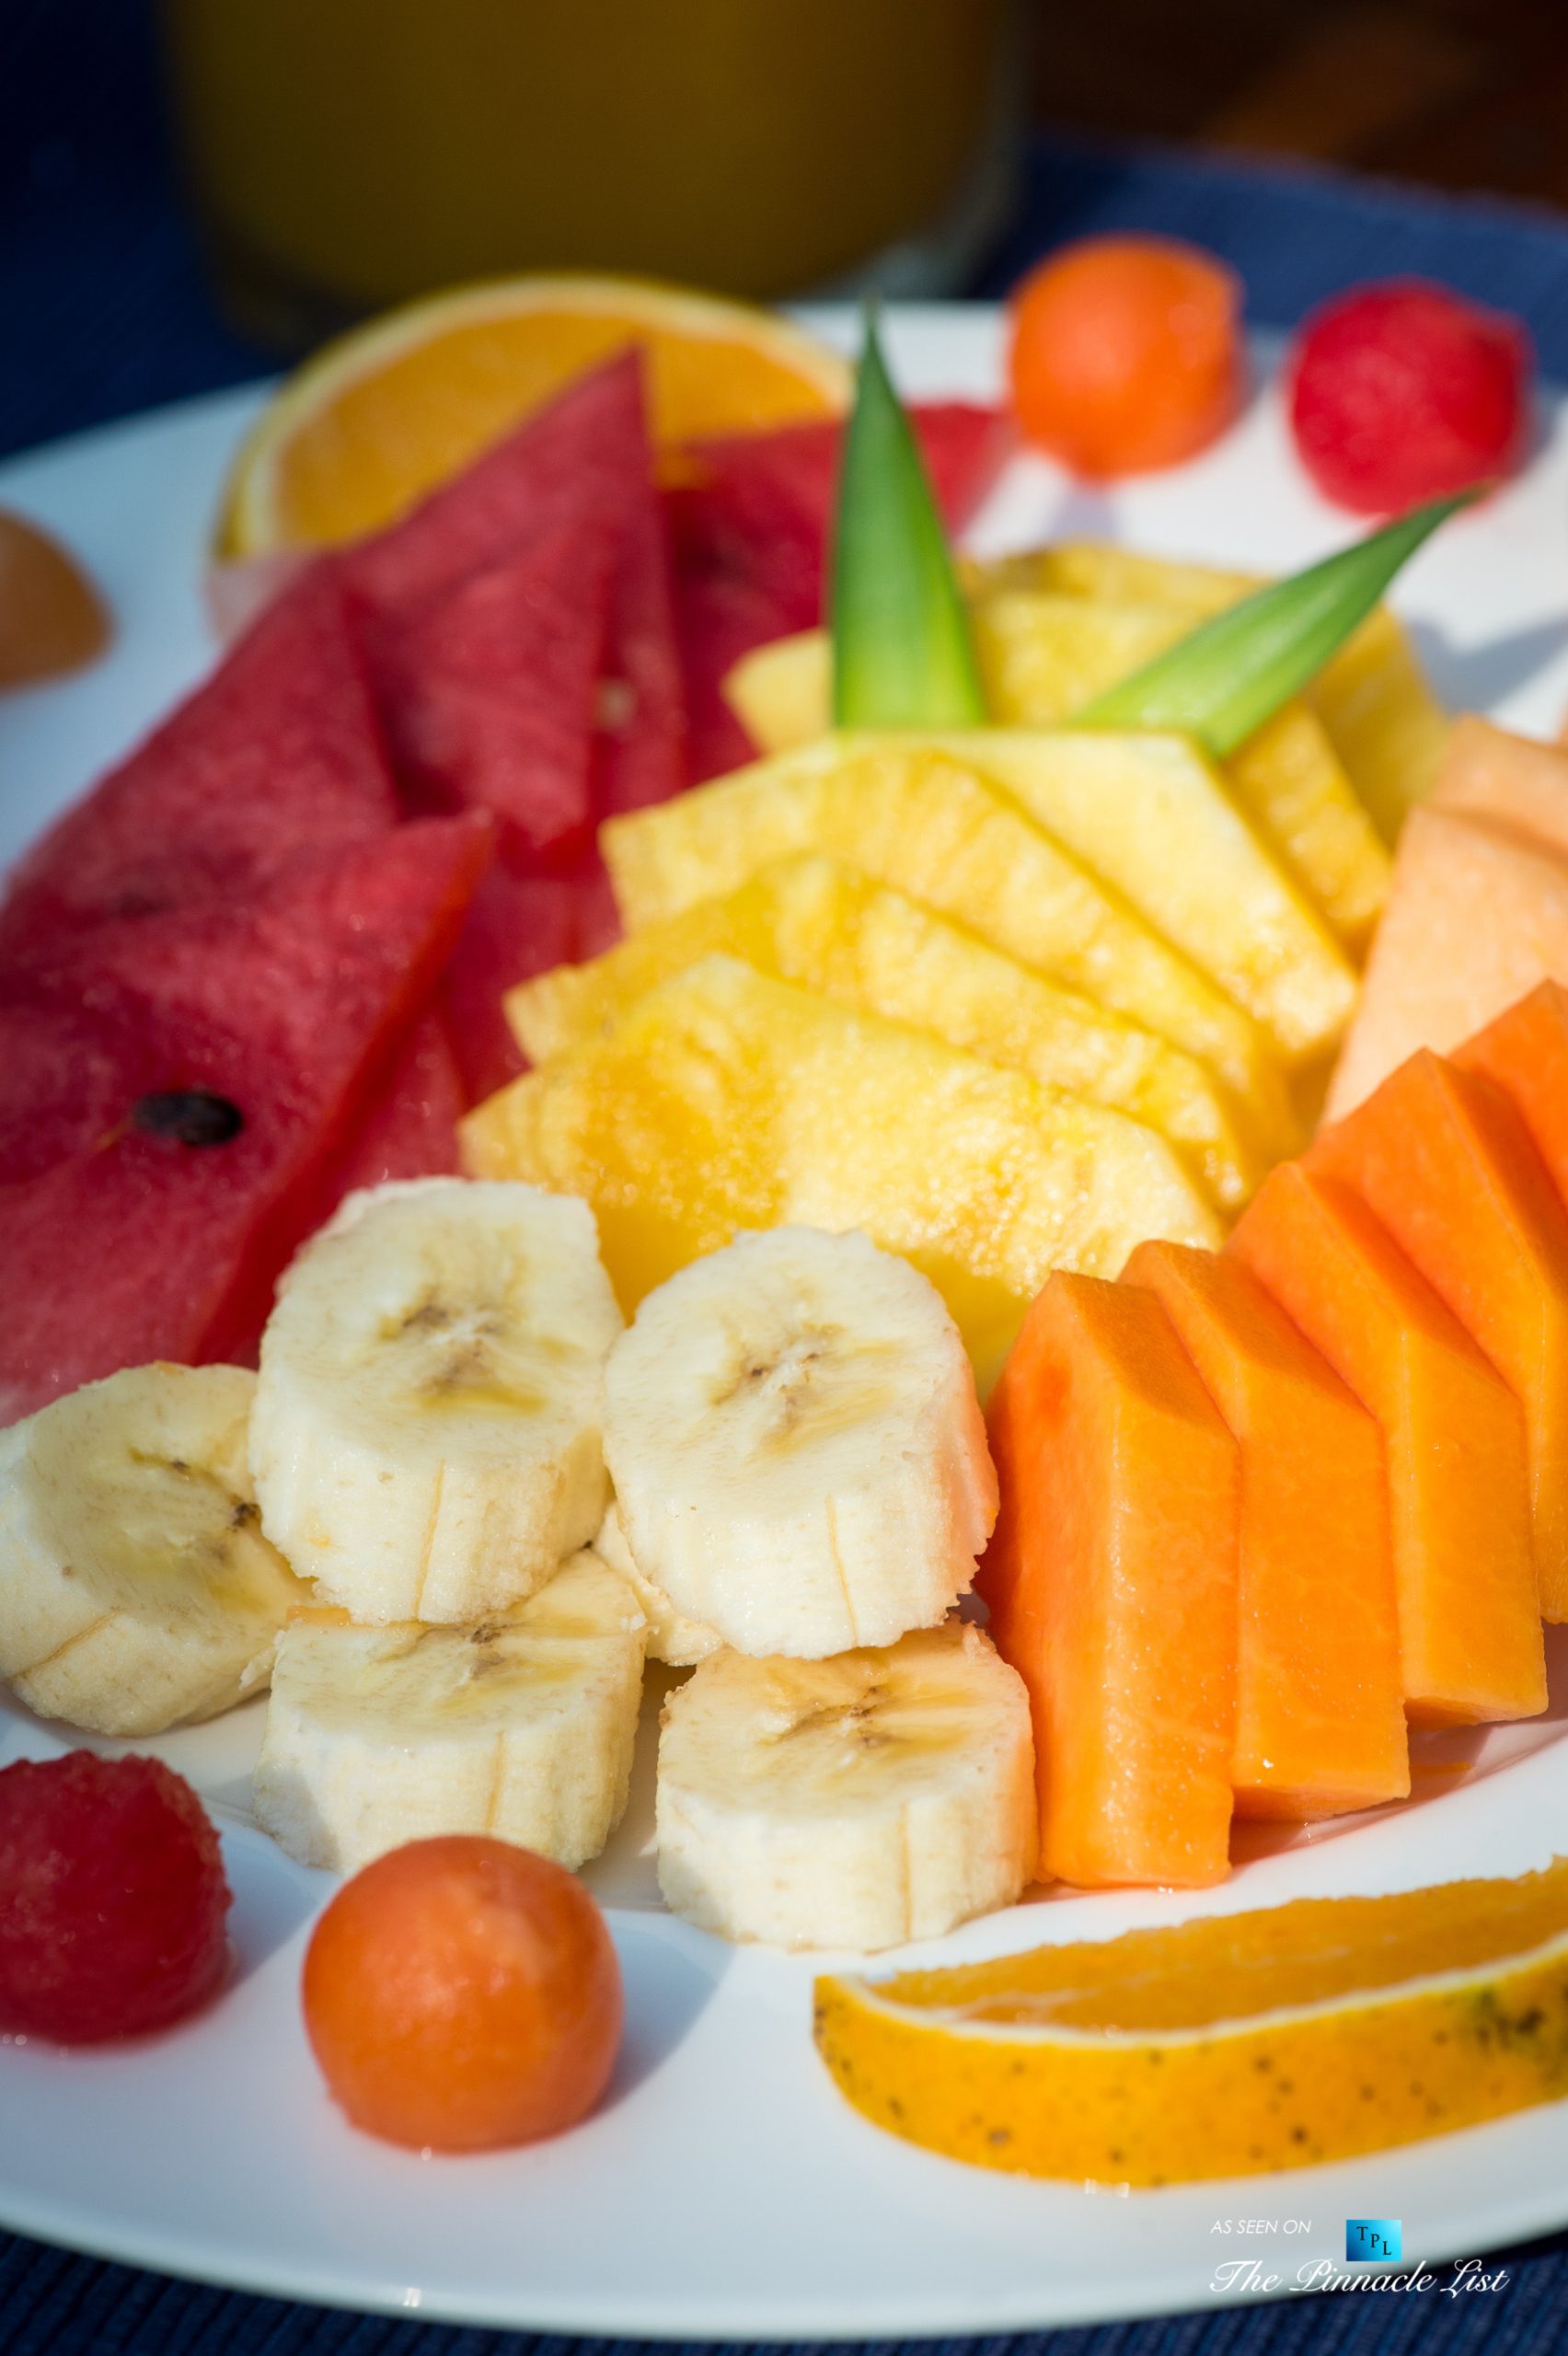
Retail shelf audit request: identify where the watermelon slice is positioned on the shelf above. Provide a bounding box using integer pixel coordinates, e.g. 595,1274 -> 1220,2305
0,568 -> 397,960
325,1013 -> 466,1194
342,352 -> 650,625
595,474 -> 689,819
367,514 -> 621,864
668,402 -> 1009,779
0,815 -> 490,1420
439,861 -> 581,1104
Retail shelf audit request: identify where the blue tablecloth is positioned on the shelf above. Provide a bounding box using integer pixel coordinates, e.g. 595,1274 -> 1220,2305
9,5 -> 1568,2350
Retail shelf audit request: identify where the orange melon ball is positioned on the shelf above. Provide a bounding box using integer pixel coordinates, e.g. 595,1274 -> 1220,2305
302,1836 -> 622,2153
1008,236 -> 1243,478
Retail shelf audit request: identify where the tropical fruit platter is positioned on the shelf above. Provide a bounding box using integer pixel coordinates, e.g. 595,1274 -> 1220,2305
6,256 -> 1568,2329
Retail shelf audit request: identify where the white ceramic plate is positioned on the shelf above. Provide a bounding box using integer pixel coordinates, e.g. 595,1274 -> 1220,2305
5,306 -> 1568,2339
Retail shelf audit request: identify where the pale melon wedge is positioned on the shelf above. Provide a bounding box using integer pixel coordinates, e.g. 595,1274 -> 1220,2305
463,954 -> 1223,1395
1325,805 -> 1568,1121
925,729 -> 1356,1062
601,739 -> 1292,1137
1432,715 -> 1568,859
508,853 -> 1272,1209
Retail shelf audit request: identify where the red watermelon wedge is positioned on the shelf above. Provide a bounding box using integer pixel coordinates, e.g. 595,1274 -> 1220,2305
439,860 -> 580,1104
0,568 -> 397,960
668,402 -> 1010,779
325,1012 -> 466,1195
0,814 -> 490,1419
343,353 -> 648,628
594,467 -> 690,821
367,514 -> 621,864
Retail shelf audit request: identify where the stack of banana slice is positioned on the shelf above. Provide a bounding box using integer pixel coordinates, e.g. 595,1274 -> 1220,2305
603,1226 -> 1038,1951
248,1179 -> 641,1875
0,1184 -> 1037,1954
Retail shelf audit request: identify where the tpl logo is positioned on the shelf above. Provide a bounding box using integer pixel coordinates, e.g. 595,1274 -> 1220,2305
1346,2219 -> 1402,2263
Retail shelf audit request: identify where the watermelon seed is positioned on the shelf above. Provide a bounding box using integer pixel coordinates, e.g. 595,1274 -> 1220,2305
132,1091 -> 244,1147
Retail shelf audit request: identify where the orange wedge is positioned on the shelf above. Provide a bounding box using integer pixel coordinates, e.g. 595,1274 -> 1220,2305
218,274 -> 850,557
815,1859 -> 1568,2185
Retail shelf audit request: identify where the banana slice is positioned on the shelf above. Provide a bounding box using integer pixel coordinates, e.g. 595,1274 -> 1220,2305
603,1226 -> 997,1658
253,1546 -> 647,1875
594,1501 -> 720,1669
656,1623 -> 1036,1950
0,1362 -> 305,1738
249,1179 -> 623,1624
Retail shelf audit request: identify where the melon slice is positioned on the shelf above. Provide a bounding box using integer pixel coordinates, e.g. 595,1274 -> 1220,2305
0,816 -> 490,1420
1124,1240 -> 1408,1817
461,953 -> 1221,1395
0,568 -> 396,958
1229,1162 -> 1544,1724
1323,806 -> 1568,1121
439,861 -> 581,1103
595,474 -> 689,819
341,352 -> 647,624
1310,1052 -> 1568,1622
979,1271 -> 1239,1887
668,403 -> 1008,779
1432,716 -> 1568,858
367,514 -> 620,863
327,1013 -> 465,1194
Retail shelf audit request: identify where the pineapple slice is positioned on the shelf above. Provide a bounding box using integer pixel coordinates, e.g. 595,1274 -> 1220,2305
721,600 -> 1391,953
976,543 -> 1448,845
971,590 -> 1186,719
509,853 -> 1277,1210
1308,606 -> 1451,847
602,740 -> 1293,1137
1225,703 -> 1389,952
930,729 -> 1356,1062
463,954 -> 1223,1396
726,630 -> 829,757
976,544 -> 1253,612
970,597 -> 1389,953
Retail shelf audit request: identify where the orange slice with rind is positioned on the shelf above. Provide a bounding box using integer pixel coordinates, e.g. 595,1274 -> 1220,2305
218,273 -> 851,558
814,1860 -> 1568,2185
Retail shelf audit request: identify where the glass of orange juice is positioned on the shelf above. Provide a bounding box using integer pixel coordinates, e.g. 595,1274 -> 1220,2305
162,0 -> 1023,346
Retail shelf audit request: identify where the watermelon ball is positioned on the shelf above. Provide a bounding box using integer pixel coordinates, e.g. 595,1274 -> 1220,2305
1288,279 -> 1531,514
0,1752 -> 232,2043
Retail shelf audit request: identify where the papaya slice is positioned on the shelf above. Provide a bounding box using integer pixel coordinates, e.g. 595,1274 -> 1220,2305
979,1271 -> 1239,1887
1310,1052 -> 1568,1621
1456,982 -> 1568,1213
1124,1241 -> 1408,1815
1229,1162 -> 1545,1720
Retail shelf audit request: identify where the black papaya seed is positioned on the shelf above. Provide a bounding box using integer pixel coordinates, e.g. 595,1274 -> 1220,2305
131,1091 -> 244,1147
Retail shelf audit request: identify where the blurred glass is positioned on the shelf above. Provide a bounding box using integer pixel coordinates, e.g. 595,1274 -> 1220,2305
163,0 -> 1023,347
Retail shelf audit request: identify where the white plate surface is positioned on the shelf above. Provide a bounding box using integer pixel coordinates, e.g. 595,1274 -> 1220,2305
5,306 -> 1568,2338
